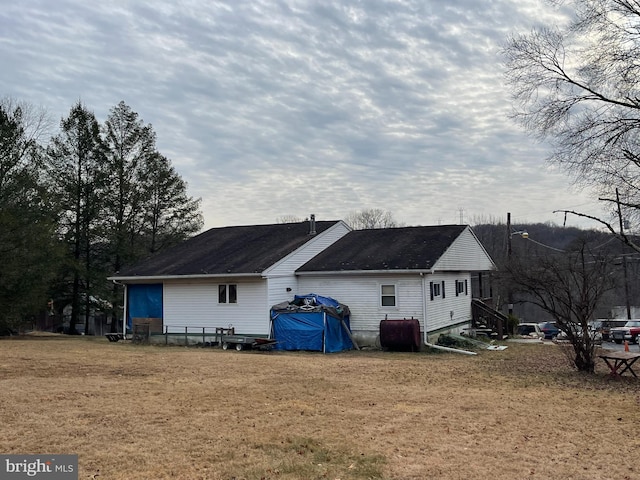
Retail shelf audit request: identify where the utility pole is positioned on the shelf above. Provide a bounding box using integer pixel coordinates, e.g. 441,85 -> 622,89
507,212 -> 512,259
623,255 -> 631,320
507,212 -> 513,318
616,194 -> 632,320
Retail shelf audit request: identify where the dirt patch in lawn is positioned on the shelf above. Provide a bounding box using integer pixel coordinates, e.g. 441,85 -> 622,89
1,336 -> 639,479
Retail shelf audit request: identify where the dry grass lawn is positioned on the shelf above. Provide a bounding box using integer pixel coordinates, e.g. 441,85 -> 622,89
1,335 -> 640,480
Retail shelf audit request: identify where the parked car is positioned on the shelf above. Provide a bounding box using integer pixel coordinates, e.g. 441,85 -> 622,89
555,327 -> 603,345
538,321 -> 560,339
610,320 -> 640,344
515,323 -> 544,339
588,320 -> 603,334
600,319 -> 628,341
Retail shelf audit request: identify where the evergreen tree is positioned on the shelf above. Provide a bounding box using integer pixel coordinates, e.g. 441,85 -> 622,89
101,101 -> 202,331
47,102 -> 108,334
139,152 -> 203,254
103,101 -> 156,271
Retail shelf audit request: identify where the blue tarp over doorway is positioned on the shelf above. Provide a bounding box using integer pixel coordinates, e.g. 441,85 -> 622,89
270,294 -> 352,353
127,284 -> 163,332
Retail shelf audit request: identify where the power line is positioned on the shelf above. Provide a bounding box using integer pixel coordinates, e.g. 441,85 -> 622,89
524,237 -> 566,252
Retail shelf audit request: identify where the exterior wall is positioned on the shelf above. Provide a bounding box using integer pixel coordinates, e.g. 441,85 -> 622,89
158,270 -> 474,342
299,272 -> 473,341
266,275 -> 298,308
435,227 -> 496,272
163,278 -> 270,335
264,221 -> 351,309
298,274 -> 425,335
424,272 -> 472,332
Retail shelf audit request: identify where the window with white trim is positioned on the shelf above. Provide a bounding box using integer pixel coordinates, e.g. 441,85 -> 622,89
455,280 -> 467,296
381,284 -> 396,307
430,281 -> 446,300
218,284 -> 237,304
430,281 -> 439,300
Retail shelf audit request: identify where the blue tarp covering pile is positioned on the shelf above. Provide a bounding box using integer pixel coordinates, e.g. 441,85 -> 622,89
270,294 -> 353,353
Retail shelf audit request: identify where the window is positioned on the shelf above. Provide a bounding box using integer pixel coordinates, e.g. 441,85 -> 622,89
430,281 -> 440,300
455,280 -> 468,296
381,284 -> 396,307
430,281 -> 446,300
218,284 -> 237,304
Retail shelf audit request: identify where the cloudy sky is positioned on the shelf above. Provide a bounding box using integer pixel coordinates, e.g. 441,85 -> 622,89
0,0 -> 609,230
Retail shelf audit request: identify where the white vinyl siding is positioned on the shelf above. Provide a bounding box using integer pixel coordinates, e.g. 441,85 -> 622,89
264,221 -> 351,310
266,275 -> 298,310
433,227 -> 496,271
424,273 -> 472,332
299,274 -> 424,333
264,222 -> 351,277
300,272 -> 473,335
163,279 -> 269,335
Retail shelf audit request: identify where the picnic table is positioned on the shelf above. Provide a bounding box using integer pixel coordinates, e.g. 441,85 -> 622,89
599,351 -> 640,377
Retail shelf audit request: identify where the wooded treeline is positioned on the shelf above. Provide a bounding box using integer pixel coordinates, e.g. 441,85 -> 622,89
473,220 -> 639,321
0,99 -> 203,334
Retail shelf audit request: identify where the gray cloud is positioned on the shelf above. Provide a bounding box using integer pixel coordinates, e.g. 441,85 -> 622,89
0,0 -> 606,229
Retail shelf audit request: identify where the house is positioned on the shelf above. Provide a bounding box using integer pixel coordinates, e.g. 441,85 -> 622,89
109,218 -> 496,346
109,216 -> 351,337
296,224 -> 496,345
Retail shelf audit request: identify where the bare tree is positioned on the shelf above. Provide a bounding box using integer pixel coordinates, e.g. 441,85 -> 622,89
0,96 -> 53,148
503,239 -> 616,372
345,208 -> 403,230
503,0 -> 640,248
276,215 -> 302,223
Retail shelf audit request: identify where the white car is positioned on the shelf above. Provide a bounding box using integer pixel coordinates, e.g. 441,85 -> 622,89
515,323 -> 544,339
555,328 -> 603,345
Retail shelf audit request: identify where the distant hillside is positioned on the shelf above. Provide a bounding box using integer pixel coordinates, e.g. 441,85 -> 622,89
472,222 -> 640,320
472,222 -> 622,260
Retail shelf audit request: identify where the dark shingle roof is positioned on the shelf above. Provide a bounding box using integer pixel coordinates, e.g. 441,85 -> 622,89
297,225 -> 467,272
116,220 -> 340,277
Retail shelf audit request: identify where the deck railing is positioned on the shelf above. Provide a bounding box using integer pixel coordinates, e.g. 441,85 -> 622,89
471,299 -> 510,338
